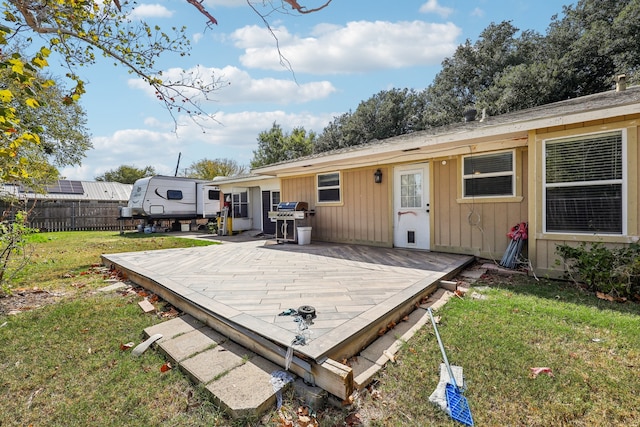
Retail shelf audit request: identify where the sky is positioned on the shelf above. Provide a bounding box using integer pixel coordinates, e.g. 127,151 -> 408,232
55,0 -> 573,181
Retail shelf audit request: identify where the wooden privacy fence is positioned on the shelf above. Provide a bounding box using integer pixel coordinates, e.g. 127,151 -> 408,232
3,201 -> 137,232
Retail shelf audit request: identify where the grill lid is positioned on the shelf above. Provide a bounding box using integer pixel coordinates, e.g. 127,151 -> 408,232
277,201 -> 308,211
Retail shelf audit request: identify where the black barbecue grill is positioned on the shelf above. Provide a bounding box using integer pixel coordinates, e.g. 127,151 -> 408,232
268,201 -> 311,242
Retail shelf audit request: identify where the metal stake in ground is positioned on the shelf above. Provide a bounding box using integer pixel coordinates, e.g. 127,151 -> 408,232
428,308 -> 474,426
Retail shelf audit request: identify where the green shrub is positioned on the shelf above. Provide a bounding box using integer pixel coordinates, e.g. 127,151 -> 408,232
556,241 -> 640,298
206,221 -> 218,234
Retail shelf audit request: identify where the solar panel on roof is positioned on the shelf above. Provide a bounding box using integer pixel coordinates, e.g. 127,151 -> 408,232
46,180 -> 85,195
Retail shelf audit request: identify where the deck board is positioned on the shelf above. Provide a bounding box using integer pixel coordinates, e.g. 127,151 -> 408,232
103,239 -> 472,362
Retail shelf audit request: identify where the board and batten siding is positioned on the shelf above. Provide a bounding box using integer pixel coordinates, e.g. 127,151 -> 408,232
281,167 -> 392,246
530,116 -> 640,277
431,150 -> 529,259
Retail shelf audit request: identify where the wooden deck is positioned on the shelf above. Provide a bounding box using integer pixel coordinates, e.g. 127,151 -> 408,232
102,237 -> 473,398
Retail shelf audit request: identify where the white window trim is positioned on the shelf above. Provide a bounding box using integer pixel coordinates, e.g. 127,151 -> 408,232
461,149 -> 516,199
270,191 -> 280,222
231,190 -> 249,219
316,171 -> 342,204
542,129 -> 627,236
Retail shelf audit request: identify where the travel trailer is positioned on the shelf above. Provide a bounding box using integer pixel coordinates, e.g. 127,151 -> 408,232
119,176 -> 220,223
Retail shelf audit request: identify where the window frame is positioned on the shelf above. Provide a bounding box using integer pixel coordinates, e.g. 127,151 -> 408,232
231,191 -> 249,218
316,171 -> 342,204
542,130 -> 626,235
461,150 -> 516,199
166,190 -> 183,200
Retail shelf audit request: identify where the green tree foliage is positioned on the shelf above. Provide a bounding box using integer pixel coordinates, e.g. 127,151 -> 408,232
315,88 -> 425,153
95,165 -> 155,184
423,0 -> 640,126
251,123 -> 315,167
1,46 -> 92,184
422,21 -> 542,126
187,158 -> 246,179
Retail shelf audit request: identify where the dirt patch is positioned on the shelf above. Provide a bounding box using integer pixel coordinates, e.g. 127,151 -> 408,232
0,288 -> 65,316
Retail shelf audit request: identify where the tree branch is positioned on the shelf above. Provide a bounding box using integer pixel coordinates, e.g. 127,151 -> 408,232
282,0 -> 333,14
185,0 -> 218,26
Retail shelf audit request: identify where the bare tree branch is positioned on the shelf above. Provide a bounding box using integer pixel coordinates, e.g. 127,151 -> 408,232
185,0 -> 218,26
282,0 -> 333,14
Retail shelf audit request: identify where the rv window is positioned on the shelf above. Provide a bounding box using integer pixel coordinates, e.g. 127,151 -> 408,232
167,190 -> 183,200
208,189 -> 220,200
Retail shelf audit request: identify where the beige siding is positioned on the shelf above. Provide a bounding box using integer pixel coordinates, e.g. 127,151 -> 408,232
281,167 -> 392,246
431,151 -> 528,259
530,115 -> 640,277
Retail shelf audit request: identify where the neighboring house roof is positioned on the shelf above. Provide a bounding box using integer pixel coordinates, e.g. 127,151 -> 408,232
254,86 -> 640,175
1,180 -> 132,202
211,173 -> 275,185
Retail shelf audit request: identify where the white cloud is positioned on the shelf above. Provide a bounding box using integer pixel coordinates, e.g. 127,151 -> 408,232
127,65 -> 336,105
231,21 -> 461,74
129,4 -> 174,19
61,110 -> 337,180
471,8 -> 485,18
419,0 -> 454,18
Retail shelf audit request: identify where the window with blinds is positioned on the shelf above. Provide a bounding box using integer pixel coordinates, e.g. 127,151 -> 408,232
544,131 -> 624,233
462,151 -> 515,197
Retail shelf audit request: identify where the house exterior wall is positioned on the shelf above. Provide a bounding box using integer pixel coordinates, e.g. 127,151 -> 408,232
529,114 -> 640,277
430,149 -> 529,259
275,110 -> 640,279
281,166 -> 392,246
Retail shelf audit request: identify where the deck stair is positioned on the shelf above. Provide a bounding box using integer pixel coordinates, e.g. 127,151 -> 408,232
141,283 -> 460,418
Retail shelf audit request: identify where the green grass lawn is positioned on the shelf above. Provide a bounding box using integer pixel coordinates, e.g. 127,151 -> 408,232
355,275 -> 640,426
1,232 -> 639,426
1,231 -> 230,426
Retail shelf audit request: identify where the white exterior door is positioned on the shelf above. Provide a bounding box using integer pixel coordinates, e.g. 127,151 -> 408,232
394,163 -> 430,250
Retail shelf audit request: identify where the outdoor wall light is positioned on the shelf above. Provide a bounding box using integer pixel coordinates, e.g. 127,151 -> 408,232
374,169 -> 383,184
